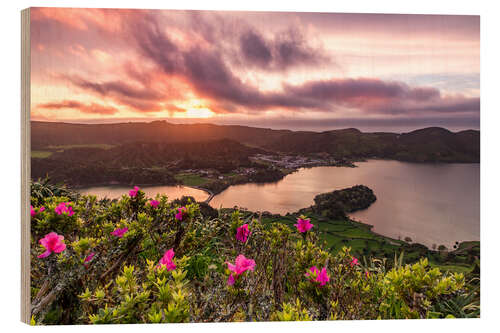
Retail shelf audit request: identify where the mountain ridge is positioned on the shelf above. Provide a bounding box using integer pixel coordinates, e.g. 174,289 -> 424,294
31,121 -> 479,163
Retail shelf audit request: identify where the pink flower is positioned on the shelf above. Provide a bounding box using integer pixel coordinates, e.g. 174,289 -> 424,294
226,254 -> 255,275
38,232 -> 66,258
54,202 -> 74,216
226,254 -> 255,286
55,204 -> 63,215
157,248 -> 176,271
350,257 -> 359,267
317,267 -> 330,286
129,186 -> 140,198
175,207 -> 187,221
305,266 -> 330,286
111,227 -> 128,238
84,252 -> 95,265
31,206 -> 46,217
149,200 -> 160,208
235,224 -> 251,243
294,218 -> 313,233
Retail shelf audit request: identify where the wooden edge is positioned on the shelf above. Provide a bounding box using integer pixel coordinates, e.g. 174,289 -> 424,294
21,7 -> 31,325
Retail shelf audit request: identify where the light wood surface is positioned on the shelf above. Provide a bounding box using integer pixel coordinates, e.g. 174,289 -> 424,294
21,7 -> 31,325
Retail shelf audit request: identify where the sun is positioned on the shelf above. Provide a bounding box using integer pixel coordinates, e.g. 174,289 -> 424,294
183,107 -> 214,118
173,99 -> 215,118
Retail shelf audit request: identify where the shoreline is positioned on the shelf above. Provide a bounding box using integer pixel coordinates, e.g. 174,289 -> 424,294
70,163 -> 478,251
70,181 -> 180,190
75,182 -> 213,202
185,185 -> 215,204
73,182 -> 479,254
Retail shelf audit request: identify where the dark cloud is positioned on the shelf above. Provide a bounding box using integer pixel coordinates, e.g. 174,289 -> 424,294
127,17 -> 322,111
129,17 -> 182,74
284,79 -> 406,101
274,29 -> 330,70
59,74 -> 166,112
177,11 -> 332,72
281,79 -> 479,115
240,30 -> 273,67
238,28 -> 331,70
37,100 -> 118,115
66,75 -> 163,101
129,19 -> 268,110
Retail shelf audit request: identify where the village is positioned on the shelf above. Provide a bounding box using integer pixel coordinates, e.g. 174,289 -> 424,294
177,153 -> 356,186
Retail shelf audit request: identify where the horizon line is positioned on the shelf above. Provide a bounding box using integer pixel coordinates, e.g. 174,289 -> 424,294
30,119 -> 480,135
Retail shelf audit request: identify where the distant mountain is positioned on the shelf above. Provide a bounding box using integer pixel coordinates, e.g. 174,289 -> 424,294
31,120 -> 289,149
392,127 -> 480,162
31,121 -> 479,163
264,126 -> 480,162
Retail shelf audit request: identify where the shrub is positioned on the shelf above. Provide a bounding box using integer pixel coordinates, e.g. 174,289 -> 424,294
29,182 -> 477,324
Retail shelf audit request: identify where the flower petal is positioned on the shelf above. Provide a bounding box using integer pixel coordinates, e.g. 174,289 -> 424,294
227,274 -> 235,286
38,250 -> 51,258
53,242 -> 66,253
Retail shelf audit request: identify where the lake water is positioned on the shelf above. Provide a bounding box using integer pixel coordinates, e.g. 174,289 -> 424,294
78,185 -> 209,202
210,160 -> 479,248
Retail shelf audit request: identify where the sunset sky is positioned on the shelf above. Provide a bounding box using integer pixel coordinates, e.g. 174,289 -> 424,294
30,8 -> 480,132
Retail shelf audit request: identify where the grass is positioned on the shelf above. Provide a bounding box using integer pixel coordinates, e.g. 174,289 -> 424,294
218,207 -> 479,276
222,172 -> 238,177
47,144 -> 116,150
32,150 -> 53,158
260,214 -> 404,262
174,173 -> 210,187
430,263 -> 474,274
260,212 -> 478,273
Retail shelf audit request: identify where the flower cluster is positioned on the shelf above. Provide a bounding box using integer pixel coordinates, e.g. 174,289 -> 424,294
350,257 -> 359,267
38,232 -> 66,258
305,266 -> 330,286
111,227 -> 128,238
54,202 -> 74,216
83,252 -> 95,267
235,224 -> 251,243
148,199 -> 160,208
226,254 -> 256,286
295,217 -> 313,233
129,186 -> 140,198
157,249 -> 176,271
31,205 -> 45,217
175,206 -> 188,221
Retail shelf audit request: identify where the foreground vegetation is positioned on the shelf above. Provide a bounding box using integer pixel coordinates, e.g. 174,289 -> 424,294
29,180 -> 479,325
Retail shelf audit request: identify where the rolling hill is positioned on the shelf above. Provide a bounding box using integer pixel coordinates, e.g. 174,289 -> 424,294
31,121 -> 479,163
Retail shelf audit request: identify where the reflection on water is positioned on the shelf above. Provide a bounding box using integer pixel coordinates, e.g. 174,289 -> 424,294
78,185 -> 209,202
210,160 -> 479,248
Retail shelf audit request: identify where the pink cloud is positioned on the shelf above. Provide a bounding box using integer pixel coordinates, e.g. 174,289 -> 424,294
29,8 -> 479,125
37,100 -> 118,115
